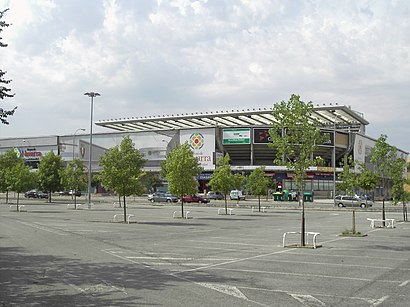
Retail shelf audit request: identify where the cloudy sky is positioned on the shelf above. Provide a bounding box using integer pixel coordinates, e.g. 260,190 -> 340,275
1,0 -> 409,151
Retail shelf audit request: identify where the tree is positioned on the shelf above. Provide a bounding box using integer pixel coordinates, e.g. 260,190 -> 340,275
208,154 -> 236,214
61,158 -> 87,209
356,161 -> 378,200
269,94 -> 325,246
37,151 -> 64,202
0,9 -> 16,125
337,155 -> 357,195
99,136 -> 145,222
7,160 -> 35,211
98,136 -> 145,222
370,134 -> 397,225
390,153 -> 407,221
161,142 -> 203,218
246,166 -> 270,212
0,149 -> 20,203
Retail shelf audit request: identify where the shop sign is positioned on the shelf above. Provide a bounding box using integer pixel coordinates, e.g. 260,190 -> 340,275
180,128 -> 215,170
14,148 -> 43,160
223,128 -> 250,145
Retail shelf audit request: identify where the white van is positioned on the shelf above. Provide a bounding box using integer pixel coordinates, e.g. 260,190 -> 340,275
230,190 -> 245,200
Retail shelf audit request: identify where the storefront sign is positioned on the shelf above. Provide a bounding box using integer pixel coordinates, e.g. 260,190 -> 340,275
14,148 -> 43,160
223,128 -> 251,145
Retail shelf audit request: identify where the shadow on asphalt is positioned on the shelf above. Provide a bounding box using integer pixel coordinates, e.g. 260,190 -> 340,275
0,245 -> 238,306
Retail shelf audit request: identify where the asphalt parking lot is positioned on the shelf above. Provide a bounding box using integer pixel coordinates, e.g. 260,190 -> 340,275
1,196 -> 409,306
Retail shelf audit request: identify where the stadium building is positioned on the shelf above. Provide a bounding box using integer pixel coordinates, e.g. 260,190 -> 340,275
0,105 -> 407,198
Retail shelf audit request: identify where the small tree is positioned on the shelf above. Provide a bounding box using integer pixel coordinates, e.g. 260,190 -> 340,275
0,9 -> 17,124
390,154 -> 407,221
37,151 -> 64,202
7,161 -> 35,211
0,149 -> 20,203
246,166 -> 270,212
161,142 -> 203,218
99,136 -> 145,222
61,158 -> 87,209
337,155 -> 357,196
370,134 -> 397,225
269,94 -> 325,246
356,161 -> 378,201
208,154 -> 235,214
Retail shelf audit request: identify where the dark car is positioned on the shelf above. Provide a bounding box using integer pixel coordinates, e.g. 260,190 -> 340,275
207,191 -> 223,200
181,195 -> 210,203
36,191 -> 49,199
68,190 -> 82,197
150,192 -> 178,203
24,190 -> 38,198
24,190 -> 48,199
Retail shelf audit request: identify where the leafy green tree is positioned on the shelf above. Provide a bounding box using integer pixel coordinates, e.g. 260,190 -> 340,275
356,162 -> 378,201
61,158 -> 87,209
37,151 -> 64,202
0,149 -> 20,203
246,166 -> 270,212
370,134 -> 398,224
161,142 -> 202,218
99,136 -> 146,222
208,154 -> 236,214
0,9 -> 16,124
7,161 -> 35,211
269,94 -> 325,246
389,153 -> 407,221
337,155 -> 357,195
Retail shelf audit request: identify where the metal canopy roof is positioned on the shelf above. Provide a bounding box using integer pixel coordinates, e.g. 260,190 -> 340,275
96,105 -> 368,133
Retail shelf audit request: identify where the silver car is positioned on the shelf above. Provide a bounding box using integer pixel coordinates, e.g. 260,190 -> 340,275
334,195 -> 373,208
150,192 -> 178,203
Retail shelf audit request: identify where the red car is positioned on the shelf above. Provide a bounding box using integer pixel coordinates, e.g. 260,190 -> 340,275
181,195 -> 210,203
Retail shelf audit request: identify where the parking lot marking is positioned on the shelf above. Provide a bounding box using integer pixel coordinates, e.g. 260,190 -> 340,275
198,283 -> 248,300
188,239 -> 269,247
372,295 -> 390,306
290,293 -> 325,306
399,280 -> 410,287
16,220 -> 67,236
212,267 -> 403,284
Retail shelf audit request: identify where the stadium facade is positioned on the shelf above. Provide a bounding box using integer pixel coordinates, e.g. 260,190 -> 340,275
0,105 -> 407,198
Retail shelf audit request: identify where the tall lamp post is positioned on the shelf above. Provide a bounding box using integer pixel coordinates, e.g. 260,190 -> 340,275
84,92 -> 100,209
331,110 -> 337,200
72,128 -> 86,161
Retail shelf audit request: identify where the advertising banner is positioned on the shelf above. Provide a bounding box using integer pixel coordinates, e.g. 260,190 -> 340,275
180,128 -> 215,170
223,128 -> 251,145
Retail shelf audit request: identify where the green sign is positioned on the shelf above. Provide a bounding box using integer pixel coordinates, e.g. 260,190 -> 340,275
223,128 -> 251,145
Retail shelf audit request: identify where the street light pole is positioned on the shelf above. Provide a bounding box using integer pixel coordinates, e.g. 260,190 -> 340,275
72,128 -> 86,161
332,110 -> 337,200
84,92 -> 100,209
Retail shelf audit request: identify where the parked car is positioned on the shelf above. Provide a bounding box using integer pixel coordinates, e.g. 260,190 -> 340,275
150,192 -> 178,203
181,195 -> 210,203
207,191 -> 223,200
334,195 -> 373,208
24,190 -> 48,199
230,190 -> 245,200
68,190 -> 82,197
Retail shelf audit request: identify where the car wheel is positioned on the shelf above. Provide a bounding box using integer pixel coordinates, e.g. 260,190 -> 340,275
167,199 -> 171,203
360,203 -> 366,208
151,199 -> 155,203
338,203 -> 344,208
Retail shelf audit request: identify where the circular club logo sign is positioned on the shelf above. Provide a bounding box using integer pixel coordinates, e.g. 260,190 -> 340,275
189,132 -> 204,150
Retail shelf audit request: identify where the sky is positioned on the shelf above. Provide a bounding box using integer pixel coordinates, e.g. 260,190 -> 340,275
0,0 -> 409,152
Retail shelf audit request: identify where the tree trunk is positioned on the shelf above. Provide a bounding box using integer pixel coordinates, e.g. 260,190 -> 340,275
118,195 -> 122,208
6,191 -> 9,204
382,198 -> 386,227
181,200 -> 184,218
300,187 -> 305,247
74,194 -> 77,210
123,195 -> 127,223
225,196 -> 228,214
403,201 -> 408,222
258,196 -> 261,212
352,210 -> 356,234
16,193 -> 20,212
